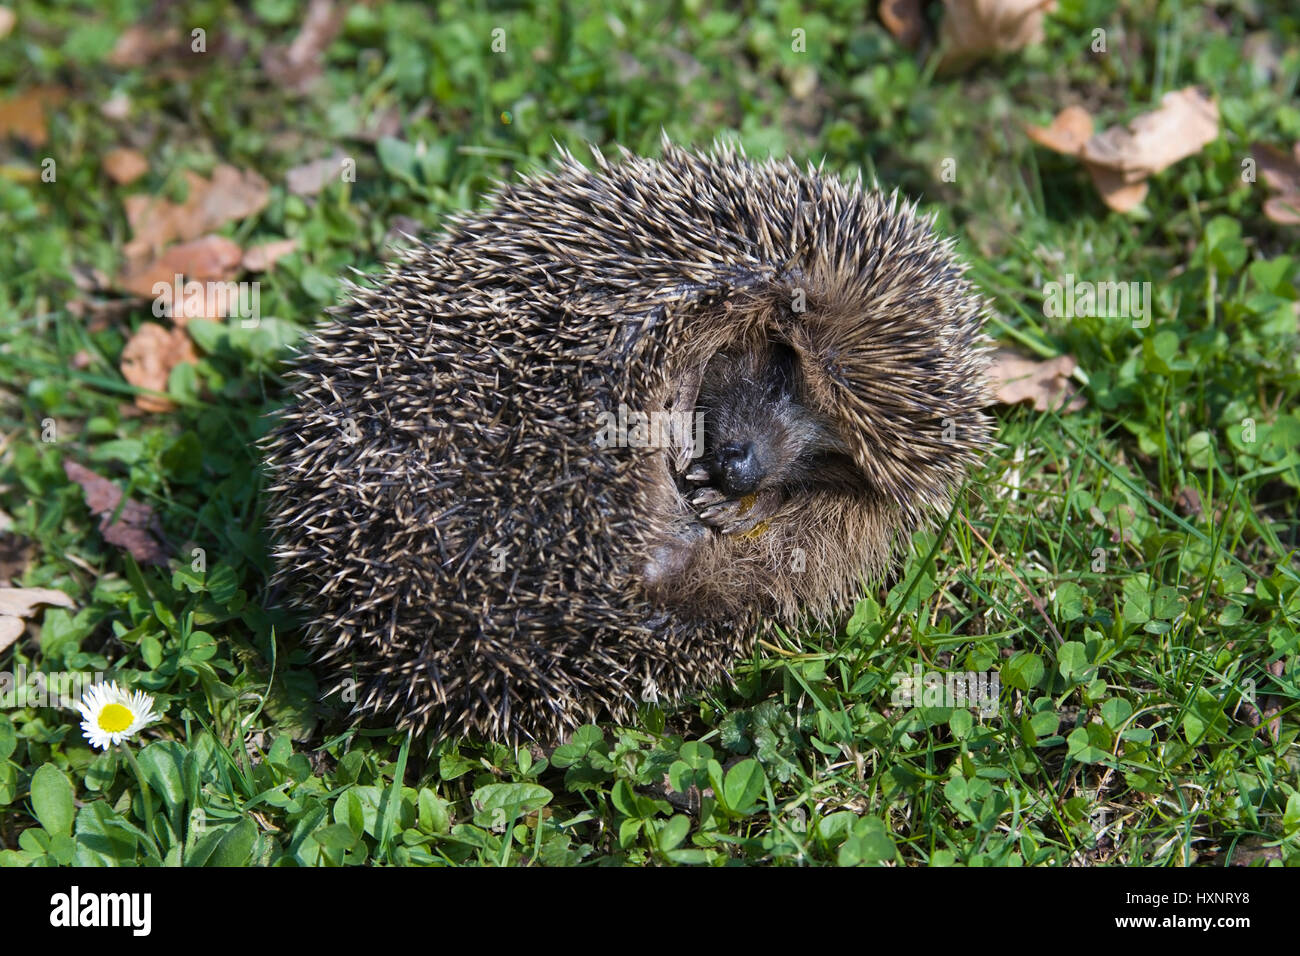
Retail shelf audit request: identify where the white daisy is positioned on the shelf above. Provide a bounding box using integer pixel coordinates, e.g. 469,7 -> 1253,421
76,680 -> 161,750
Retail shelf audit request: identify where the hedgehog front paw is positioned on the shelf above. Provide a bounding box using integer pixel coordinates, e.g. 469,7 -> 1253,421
689,488 -> 779,536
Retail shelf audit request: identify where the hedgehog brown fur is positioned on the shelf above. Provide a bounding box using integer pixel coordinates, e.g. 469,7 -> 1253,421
262,138 -> 991,744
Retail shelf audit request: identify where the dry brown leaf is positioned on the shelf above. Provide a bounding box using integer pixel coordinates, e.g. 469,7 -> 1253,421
63,461 -> 168,565
1080,88 -> 1219,185
122,165 -> 269,265
1027,88 -> 1218,212
0,85 -> 67,147
0,616 -> 22,651
880,0 -> 925,48
101,92 -> 132,120
0,587 -> 75,649
1174,486 -> 1204,520
0,8 -> 15,40
0,587 -> 75,619
285,153 -> 348,196
989,348 -> 1086,413
1252,141 -> 1300,193
118,235 -> 244,300
1084,161 -> 1149,213
119,321 -> 199,412
1024,105 -> 1094,154
1250,141 -> 1300,225
1263,195 -> 1300,225
242,237 -> 299,272
262,0 -> 345,93
108,24 -> 182,67
939,0 -> 1054,71
103,147 -> 149,185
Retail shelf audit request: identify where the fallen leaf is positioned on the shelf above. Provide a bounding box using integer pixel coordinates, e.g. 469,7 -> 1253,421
1084,162 -> 1150,213
1080,88 -> 1219,184
122,165 -> 269,265
285,153 -> 349,196
262,0 -> 346,93
989,348 -> 1086,413
1251,141 -> 1300,225
1263,195 -> 1300,225
938,0 -> 1054,71
1253,142 -> 1300,193
1024,105 -> 1093,154
0,617 -> 21,651
103,147 -> 149,185
0,587 -> 75,619
0,587 -> 74,655
119,321 -> 198,412
118,234 -> 244,301
63,461 -> 168,565
242,237 -> 299,272
108,24 -> 182,67
1027,88 -> 1218,212
100,92 -> 132,120
1174,486 -> 1204,520
880,0 -> 925,48
0,85 -> 67,147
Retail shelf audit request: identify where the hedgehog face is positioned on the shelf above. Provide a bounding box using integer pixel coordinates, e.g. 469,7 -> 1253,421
685,342 -> 856,533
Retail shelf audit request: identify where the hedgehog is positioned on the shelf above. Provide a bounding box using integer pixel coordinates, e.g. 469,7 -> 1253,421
262,138 -> 992,744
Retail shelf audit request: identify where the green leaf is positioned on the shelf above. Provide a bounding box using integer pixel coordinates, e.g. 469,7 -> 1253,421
1054,582 -> 1084,621
1151,586 -> 1184,620
31,764 -> 75,837
74,800 -> 138,865
1100,698 -> 1133,730
1057,642 -> 1090,682
658,814 -> 690,852
470,782 -> 552,829
721,759 -> 766,815
838,816 -> 896,865
377,137 -> 419,184
1283,792 -> 1300,837
207,818 -> 258,866
1003,652 -> 1045,691
550,725 -> 608,768
0,714 -> 15,761
1066,724 -> 1113,764
437,752 -> 477,781
416,788 -> 450,835
137,741 -> 187,815
313,822 -> 359,851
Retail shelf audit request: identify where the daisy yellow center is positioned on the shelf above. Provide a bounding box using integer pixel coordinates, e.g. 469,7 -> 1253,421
97,703 -> 134,734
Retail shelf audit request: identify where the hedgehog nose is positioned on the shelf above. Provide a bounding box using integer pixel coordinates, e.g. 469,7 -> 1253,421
717,442 -> 761,496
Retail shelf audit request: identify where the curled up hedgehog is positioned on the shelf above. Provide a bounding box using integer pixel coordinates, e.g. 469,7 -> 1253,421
262,139 -> 992,744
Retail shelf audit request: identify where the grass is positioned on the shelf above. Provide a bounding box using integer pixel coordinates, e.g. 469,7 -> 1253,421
0,0 -> 1298,866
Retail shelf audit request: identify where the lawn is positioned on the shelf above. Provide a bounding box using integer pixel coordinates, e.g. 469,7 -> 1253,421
1,0 -> 1298,866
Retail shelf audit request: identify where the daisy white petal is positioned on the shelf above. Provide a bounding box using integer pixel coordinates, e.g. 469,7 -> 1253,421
77,680 -> 161,750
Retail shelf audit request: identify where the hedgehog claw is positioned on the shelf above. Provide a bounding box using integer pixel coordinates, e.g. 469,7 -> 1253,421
689,488 -> 725,507
722,515 -> 764,536
684,464 -> 710,482
698,500 -> 742,526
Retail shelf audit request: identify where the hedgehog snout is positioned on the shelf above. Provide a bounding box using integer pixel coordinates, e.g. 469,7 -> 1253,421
714,441 -> 762,496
